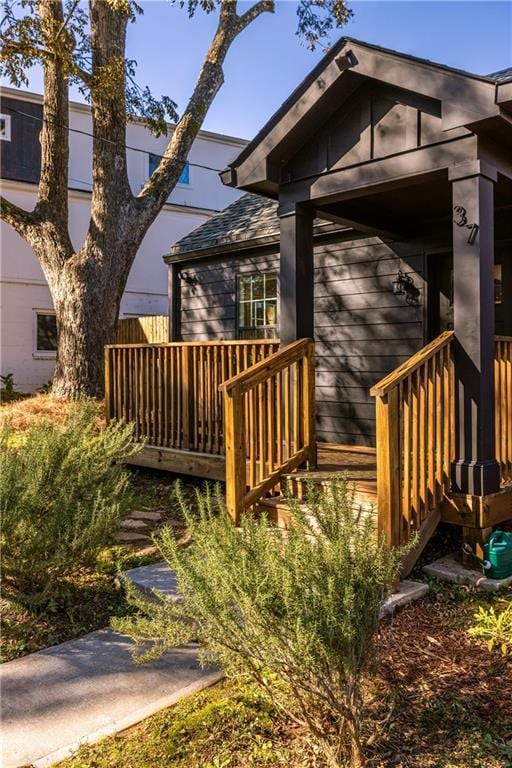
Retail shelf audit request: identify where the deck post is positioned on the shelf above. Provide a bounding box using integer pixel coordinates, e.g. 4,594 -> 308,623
224,389 -> 246,524
375,389 -> 401,548
278,201 -> 314,345
449,161 -> 501,496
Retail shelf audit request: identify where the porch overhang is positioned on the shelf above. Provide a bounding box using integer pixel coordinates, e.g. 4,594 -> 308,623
222,37 -> 510,201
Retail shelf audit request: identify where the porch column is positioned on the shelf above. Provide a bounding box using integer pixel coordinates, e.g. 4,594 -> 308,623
450,161 -> 501,496
279,202 -> 314,345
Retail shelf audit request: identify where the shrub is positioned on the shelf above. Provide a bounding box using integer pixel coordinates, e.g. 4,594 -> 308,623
468,601 -> 512,656
115,478 -> 408,768
1,399 -> 139,598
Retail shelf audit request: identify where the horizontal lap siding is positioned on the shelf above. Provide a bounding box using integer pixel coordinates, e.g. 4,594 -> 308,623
177,235 -> 425,446
314,236 -> 425,445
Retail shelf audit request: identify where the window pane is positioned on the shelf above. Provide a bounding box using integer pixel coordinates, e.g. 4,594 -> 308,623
239,276 -> 252,301
239,302 -> 252,328
37,314 -> 57,351
265,300 -> 277,326
148,153 -> 161,176
178,162 -> 190,185
252,275 -> 264,300
265,274 -> 277,298
254,300 -> 265,326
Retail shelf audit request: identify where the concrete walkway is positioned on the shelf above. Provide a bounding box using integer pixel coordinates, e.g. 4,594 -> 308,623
1,565 -> 220,768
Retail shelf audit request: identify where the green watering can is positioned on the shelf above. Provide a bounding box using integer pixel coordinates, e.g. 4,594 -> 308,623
463,530 -> 512,580
483,531 -> 512,580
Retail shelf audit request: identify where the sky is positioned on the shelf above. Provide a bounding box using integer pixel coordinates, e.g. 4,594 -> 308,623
6,0 -> 512,140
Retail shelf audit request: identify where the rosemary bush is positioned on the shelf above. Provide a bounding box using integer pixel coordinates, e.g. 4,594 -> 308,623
1,400 -> 138,598
115,479 -> 407,767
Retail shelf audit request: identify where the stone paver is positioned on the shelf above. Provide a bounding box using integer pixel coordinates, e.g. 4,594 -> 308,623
121,519 -> 149,530
113,531 -> 150,543
0,566 -> 219,768
125,561 -> 180,601
129,510 -> 163,522
423,553 -> 512,591
380,579 -> 429,618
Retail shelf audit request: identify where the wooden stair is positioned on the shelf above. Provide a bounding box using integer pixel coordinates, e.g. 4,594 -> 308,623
256,444 -> 379,529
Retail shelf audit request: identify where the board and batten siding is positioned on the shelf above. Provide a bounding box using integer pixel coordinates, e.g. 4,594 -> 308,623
177,235 -> 425,446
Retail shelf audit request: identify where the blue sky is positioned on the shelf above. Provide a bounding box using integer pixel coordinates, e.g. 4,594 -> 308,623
8,1 -> 512,140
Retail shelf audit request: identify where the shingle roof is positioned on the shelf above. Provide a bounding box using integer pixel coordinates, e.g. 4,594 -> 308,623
168,193 -> 279,258
488,66 -> 512,83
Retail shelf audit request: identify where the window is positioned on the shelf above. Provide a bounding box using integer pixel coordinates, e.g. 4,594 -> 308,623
148,153 -> 190,185
35,312 -> 57,354
0,114 -> 11,141
237,272 -> 278,339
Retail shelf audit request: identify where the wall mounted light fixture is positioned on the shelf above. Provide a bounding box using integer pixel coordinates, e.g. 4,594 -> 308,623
392,270 -> 420,306
178,270 -> 200,287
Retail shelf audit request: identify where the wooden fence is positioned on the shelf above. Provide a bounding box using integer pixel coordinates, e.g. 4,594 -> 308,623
104,340 -> 278,454
220,338 -> 316,523
495,336 -> 512,484
116,316 -> 169,344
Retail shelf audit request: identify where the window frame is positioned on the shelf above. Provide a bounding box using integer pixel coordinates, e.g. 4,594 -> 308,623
0,114 -> 11,142
33,310 -> 58,358
236,271 -> 279,340
148,153 -> 191,187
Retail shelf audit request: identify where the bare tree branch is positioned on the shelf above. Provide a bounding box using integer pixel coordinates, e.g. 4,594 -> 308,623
237,0 -> 275,32
0,196 -> 40,239
133,0 -> 274,226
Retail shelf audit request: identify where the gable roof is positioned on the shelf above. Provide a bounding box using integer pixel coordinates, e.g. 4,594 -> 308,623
221,37 -> 508,197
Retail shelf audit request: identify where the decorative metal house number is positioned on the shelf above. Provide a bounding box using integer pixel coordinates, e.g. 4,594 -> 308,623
453,205 -> 479,245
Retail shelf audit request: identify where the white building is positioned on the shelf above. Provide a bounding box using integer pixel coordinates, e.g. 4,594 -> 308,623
0,87 -> 245,392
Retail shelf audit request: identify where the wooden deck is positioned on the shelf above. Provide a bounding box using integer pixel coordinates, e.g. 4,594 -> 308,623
107,334 -> 511,574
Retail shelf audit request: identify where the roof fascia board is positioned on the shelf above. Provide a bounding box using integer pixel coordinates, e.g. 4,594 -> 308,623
232,49 -> 356,188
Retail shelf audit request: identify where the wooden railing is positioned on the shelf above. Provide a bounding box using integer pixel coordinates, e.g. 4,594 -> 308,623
495,336 -> 512,484
370,331 -> 455,549
220,339 -> 316,523
105,341 -> 278,454
116,315 -> 169,344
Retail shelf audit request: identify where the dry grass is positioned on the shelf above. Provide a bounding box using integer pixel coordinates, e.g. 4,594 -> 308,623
0,393 -> 105,432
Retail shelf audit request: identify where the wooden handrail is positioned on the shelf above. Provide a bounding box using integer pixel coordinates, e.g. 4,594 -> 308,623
223,339 -> 316,523
220,338 -> 312,395
371,332 -> 455,563
370,331 -> 454,397
106,339 -> 278,350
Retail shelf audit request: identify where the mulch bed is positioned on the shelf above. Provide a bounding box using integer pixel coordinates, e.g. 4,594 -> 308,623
365,590 -> 512,767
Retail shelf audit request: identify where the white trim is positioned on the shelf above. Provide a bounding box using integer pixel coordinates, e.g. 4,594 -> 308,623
0,178 -> 218,216
0,114 -> 11,141
33,309 -> 57,357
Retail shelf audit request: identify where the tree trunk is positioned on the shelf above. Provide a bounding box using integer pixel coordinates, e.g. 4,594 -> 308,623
49,250 -> 129,399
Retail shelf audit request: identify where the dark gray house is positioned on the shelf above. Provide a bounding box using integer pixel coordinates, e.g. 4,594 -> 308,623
107,38 -> 511,569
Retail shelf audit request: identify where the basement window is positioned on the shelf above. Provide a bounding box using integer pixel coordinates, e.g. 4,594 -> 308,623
237,272 -> 278,339
34,312 -> 57,356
